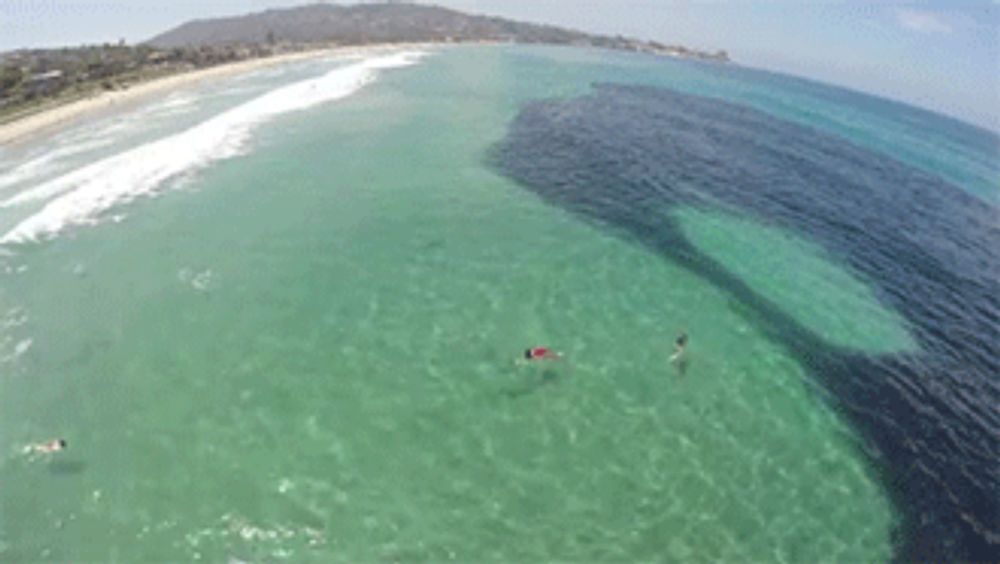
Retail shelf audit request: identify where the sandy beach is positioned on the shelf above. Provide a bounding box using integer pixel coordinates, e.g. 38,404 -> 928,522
0,44 -> 420,147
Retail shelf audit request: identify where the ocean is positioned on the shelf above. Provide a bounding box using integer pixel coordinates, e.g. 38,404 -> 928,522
0,45 -> 997,561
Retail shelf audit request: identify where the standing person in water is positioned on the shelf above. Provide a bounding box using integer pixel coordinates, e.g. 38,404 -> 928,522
670,332 -> 688,363
523,346 -> 562,361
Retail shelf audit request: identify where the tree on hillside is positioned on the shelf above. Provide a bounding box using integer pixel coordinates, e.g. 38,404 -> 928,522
0,65 -> 24,95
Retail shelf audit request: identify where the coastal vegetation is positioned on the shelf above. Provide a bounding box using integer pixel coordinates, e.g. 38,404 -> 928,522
0,2 -> 727,125
0,41 -> 313,125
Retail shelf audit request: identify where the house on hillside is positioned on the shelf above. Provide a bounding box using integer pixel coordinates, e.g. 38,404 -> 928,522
24,69 -> 66,98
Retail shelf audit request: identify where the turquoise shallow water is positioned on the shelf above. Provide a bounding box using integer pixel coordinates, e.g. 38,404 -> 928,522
673,208 -> 915,354
1,46 -> 995,561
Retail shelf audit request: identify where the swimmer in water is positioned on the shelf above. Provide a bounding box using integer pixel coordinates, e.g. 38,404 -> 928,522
669,332 -> 688,363
523,346 -> 562,361
25,438 -> 67,455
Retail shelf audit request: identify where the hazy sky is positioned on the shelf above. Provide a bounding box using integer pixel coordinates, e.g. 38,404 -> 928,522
1,1 -> 998,131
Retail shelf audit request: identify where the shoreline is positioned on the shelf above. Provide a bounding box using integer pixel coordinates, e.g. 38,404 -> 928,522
0,43 -> 431,147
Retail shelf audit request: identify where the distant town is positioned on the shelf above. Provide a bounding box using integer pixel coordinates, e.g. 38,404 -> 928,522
0,3 -> 728,125
0,42 -> 310,123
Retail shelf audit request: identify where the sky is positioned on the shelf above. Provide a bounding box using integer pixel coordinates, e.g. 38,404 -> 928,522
1,1 -> 998,131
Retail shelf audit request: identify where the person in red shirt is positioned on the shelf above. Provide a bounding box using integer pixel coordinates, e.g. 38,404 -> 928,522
524,346 -> 562,361
25,438 -> 67,455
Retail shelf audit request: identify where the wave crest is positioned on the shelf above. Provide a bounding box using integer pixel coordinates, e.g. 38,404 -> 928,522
0,50 -> 427,245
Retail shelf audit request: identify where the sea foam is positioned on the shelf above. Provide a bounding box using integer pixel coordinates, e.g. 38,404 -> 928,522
0,138 -> 112,194
0,50 -> 426,245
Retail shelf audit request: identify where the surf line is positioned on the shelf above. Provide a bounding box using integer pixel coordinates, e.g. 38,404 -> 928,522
0,50 -> 428,245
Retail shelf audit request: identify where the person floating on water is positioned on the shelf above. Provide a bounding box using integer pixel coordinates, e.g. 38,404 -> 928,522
669,332 -> 688,363
523,346 -> 562,361
25,438 -> 67,455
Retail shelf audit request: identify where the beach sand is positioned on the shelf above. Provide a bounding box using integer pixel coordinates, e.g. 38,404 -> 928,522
0,44 -> 427,146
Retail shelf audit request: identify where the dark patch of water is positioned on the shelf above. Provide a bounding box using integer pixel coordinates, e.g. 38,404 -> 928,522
491,83 -> 1000,560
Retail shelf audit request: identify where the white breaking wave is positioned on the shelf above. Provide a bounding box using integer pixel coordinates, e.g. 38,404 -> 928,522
0,94 -> 202,193
156,92 -> 198,112
0,50 -> 426,245
0,138 -> 113,192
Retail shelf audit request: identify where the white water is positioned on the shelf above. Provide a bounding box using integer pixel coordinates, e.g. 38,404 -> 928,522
0,138 -> 112,193
0,94 -> 206,195
0,51 -> 426,245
